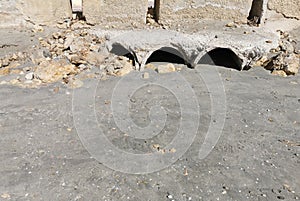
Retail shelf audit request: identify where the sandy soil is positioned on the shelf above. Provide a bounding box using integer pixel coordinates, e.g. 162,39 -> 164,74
0,24 -> 299,201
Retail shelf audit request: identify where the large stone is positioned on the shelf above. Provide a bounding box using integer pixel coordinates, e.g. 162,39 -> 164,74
34,59 -> 78,83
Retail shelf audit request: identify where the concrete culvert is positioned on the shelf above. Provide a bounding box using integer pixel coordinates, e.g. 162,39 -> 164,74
110,43 -> 136,66
146,47 -> 186,65
198,48 -> 243,70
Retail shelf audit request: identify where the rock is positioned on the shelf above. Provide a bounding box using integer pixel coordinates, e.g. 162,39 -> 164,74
147,18 -> 156,25
52,32 -> 62,39
2,57 -> 10,67
64,34 -> 75,49
156,63 -> 176,73
10,79 -> 20,85
264,53 -> 284,71
69,79 -> 84,88
291,40 -> 300,54
11,53 -> 18,60
143,72 -> 149,79
0,81 -> 8,85
283,54 -> 299,75
32,25 -> 44,33
1,193 -> 10,199
47,38 -> 56,45
70,38 -> 86,52
31,48 -> 52,64
0,68 -> 10,75
225,22 -> 237,28
11,69 -> 22,74
25,72 -> 34,80
17,52 -> 27,60
279,40 -> 294,53
56,23 -> 67,29
105,65 -> 115,75
85,52 -> 105,66
58,38 -> 64,44
89,43 -> 101,52
40,39 -> 50,48
8,61 -> 20,69
43,49 -> 51,58
115,62 -> 133,76
35,59 -> 78,83
145,63 -> 156,70
70,54 -> 87,65
272,70 -> 287,77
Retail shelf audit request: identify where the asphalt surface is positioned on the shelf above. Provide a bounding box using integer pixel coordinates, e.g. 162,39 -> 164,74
0,65 -> 299,201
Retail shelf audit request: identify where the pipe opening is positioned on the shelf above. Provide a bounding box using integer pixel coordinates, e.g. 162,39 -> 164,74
247,0 -> 263,26
198,48 -> 243,70
146,47 -> 186,65
110,44 -> 136,66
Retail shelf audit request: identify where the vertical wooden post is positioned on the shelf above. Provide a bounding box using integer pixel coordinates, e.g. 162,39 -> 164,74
154,0 -> 160,22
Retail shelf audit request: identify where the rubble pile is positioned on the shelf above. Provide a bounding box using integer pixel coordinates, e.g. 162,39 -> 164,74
254,31 -> 300,77
0,20 -> 137,88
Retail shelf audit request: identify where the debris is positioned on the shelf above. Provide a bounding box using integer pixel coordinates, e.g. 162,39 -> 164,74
225,22 -> 237,28
1,193 -> 10,199
115,60 -> 133,76
25,72 -> 34,80
271,70 -> 287,77
69,79 -> 84,88
156,63 -> 176,74
279,139 -> 300,147
142,72 -> 149,79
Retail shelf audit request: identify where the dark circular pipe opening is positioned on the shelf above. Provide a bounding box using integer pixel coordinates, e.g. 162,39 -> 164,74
110,44 -> 136,66
146,47 -> 186,65
198,48 -> 243,70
